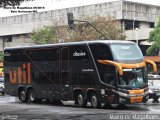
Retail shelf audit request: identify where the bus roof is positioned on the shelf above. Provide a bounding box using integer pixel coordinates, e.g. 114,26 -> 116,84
4,40 -> 135,50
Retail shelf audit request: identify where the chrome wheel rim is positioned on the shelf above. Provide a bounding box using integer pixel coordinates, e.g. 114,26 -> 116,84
21,91 -> 26,101
30,92 -> 35,101
78,94 -> 83,106
91,96 -> 97,108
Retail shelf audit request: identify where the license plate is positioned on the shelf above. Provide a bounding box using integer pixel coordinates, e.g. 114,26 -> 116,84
134,99 -> 138,103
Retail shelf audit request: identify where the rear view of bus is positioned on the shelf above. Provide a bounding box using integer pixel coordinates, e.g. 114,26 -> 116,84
96,41 -> 157,105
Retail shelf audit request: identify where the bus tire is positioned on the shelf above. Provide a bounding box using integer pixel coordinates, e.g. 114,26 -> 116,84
19,89 -> 28,102
1,92 -> 5,96
76,92 -> 87,107
28,89 -> 36,103
90,94 -> 101,108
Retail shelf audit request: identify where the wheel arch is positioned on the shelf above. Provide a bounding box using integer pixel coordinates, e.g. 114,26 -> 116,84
73,88 -> 86,100
18,85 -> 25,96
87,88 -> 97,100
27,86 -> 33,93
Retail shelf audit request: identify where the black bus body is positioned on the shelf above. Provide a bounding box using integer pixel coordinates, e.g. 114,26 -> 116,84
4,40 -> 157,108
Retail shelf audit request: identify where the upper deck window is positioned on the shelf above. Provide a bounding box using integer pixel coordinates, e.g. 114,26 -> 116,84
90,44 -> 113,60
110,43 -> 143,63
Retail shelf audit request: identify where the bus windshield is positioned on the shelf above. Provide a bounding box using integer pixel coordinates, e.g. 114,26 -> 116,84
118,68 -> 147,89
110,44 -> 144,63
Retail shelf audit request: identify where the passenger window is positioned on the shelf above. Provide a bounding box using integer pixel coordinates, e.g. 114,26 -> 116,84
103,72 -> 116,86
25,48 -> 59,61
90,44 -> 113,60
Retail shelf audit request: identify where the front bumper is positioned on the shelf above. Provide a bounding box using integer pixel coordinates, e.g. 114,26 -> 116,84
149,91 -> 160,99
113,89 -> 149,104
0,86 -> 4,93
99,88 -> 149,104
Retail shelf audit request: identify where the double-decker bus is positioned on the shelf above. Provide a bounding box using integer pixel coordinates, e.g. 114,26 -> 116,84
4,40 -> 157,108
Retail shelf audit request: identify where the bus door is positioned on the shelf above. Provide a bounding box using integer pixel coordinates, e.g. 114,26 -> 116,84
60,47 -> 70,100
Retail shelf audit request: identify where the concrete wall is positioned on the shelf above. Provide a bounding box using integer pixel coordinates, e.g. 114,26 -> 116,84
139,22 -> 150,29
0,0 -> 160,49
0,1 -> 123,36
125,28 -> 153,40
122,1 -> 160,22
2,34 -> 35,48
0,38 -> 3,51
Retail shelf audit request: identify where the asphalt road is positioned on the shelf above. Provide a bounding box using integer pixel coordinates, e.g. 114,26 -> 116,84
0,95 -> 160,120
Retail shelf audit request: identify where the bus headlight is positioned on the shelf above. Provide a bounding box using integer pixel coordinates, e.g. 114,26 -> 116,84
119,98 -> 126,103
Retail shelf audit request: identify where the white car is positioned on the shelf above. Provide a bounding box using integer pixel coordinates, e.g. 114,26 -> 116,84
148,74 -> 160,80
0,78 -> 4,95
148,79 -> 160,102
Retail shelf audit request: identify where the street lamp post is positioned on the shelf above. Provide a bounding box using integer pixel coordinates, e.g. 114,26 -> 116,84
135,28 -> 139,44
133,19 -> 135,30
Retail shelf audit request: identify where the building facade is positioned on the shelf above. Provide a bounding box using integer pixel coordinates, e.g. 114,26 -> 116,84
0,0 -> 160,52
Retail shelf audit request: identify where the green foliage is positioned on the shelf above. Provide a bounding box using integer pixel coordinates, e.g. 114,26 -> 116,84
0,51 -> 3,62
0,0 -> 27,7
147,17 -> 160,55
30,26 -> 58,44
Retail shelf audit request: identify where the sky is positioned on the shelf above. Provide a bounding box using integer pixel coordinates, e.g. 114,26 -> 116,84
0,0 -> 160,17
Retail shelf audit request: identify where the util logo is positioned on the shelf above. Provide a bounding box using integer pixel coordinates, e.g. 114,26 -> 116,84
10,63 -> 31,84
0,72 -> 2,76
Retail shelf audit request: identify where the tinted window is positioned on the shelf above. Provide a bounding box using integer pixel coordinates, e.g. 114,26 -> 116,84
90,44 -> 113,60
25,48 -> 59,61
102,72 -> 116,86
32,62 -> 60,85
98,64 -> 116,86
4,50 -> 30,62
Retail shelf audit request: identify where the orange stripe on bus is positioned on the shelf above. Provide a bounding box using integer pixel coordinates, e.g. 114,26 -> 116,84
22,64 -> 26,84
145,59 -> 157,73
119,61 -> 146,69
97,60 -> 146,75
27,63 -> 31,84
97,60 -> 157,76
97,60 -> 123,75
128,89 -> 144,94
130,96 -> 143,103
18,67 -> 22,84
10,70 -> 17,84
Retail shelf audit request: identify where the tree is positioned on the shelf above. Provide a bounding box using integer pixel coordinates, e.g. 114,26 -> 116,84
0,51 -> 3,62
0,0 -> 26,7
30,16 -> 126,44
147,17 -> 160,55
66,16 -> 126,41
30,26 -> 58,44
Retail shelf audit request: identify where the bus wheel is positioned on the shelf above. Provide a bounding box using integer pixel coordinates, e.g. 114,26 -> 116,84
90,94 -> 101,108
19,89 -> 28,102
1,92 -> 5,96
28,89 -> 36,103
76,93 -> 87,107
